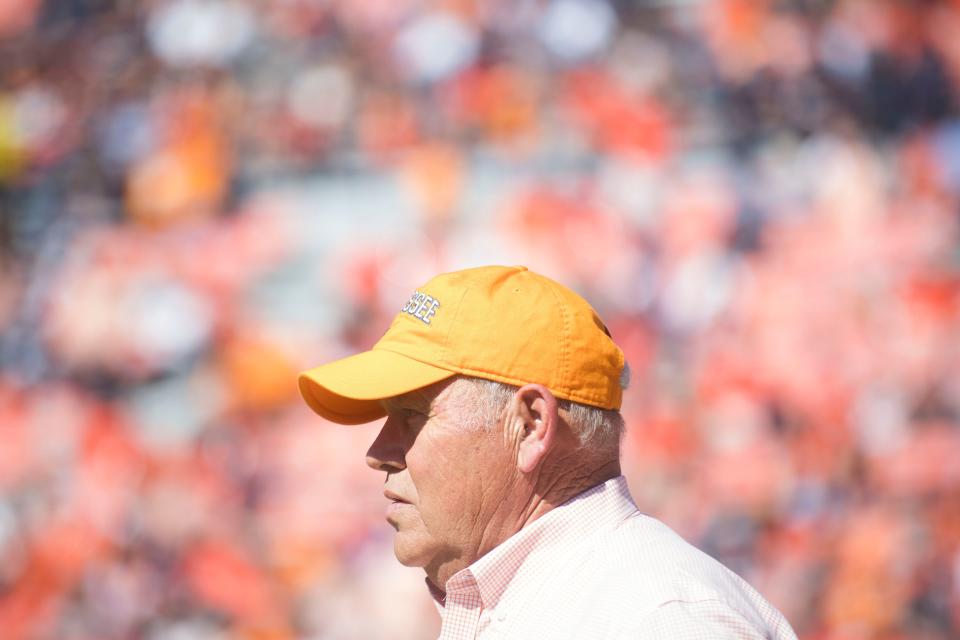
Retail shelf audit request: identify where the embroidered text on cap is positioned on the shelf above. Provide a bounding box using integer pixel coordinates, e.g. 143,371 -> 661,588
401,290 -> 441,325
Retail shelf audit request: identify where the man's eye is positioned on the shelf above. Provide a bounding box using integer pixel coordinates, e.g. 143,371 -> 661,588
404,409 -> 427,425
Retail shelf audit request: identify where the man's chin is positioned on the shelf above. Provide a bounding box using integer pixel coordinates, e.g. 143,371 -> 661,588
392,531 -> 434,568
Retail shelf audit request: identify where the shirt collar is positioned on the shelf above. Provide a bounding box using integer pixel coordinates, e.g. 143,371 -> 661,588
425,576 -> 447,612
439,476 -> 638,611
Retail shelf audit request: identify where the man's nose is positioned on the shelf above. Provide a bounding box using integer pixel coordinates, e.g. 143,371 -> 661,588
365,416 -> 406,472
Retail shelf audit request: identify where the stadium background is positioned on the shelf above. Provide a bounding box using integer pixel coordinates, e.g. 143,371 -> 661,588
2,0 -> 959,638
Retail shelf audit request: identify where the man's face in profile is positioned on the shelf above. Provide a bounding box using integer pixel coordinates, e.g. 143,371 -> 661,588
366,379 -> 512,582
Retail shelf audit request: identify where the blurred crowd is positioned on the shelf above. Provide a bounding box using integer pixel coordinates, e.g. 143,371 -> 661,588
2,0 -> 960,638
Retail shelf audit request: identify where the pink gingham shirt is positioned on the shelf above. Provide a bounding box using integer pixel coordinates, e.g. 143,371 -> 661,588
431,477 -> 798,639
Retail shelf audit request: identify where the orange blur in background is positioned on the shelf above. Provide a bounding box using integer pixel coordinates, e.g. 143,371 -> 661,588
1,1 -> 959,639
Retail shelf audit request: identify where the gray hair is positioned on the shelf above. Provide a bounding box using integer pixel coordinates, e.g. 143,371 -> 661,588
458,377 -> 625,454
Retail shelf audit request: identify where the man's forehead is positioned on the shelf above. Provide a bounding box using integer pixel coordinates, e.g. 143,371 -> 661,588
381,379 -> 457,412
382,388 -> 431,411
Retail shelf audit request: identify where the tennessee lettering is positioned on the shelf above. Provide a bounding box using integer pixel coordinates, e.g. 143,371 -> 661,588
401,290 -> 441,325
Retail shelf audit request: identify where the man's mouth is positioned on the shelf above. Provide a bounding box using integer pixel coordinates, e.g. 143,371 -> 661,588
384,490 -> 412,526
384,490 -> 410,504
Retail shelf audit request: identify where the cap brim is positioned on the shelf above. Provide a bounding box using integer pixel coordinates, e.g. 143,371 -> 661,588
298,349 -> 457,424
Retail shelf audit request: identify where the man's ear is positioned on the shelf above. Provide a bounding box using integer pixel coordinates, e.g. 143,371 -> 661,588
506,384 -> 559,473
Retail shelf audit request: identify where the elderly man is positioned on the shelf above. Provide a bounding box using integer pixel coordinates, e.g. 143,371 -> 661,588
299,265 -> 797,639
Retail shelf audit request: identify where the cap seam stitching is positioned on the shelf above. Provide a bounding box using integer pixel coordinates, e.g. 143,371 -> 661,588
368,348 -> 609,407
438,285 -> 471,366
542,279 -> 570,397
371,346 -> 461,374
449,364 -> 612,407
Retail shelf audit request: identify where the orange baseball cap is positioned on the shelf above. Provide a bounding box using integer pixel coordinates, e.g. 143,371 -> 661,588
298,265 -> 625,424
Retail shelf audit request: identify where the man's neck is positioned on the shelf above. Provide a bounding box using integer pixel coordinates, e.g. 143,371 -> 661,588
426,458 -> 621,592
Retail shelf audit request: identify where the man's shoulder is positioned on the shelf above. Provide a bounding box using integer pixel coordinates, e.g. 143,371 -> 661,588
548,513 -> 796,638
564,512 -> 732,602
488,511 -> 797,639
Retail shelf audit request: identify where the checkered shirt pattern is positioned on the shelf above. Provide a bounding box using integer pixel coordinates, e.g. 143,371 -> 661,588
432,477 -> 798,640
